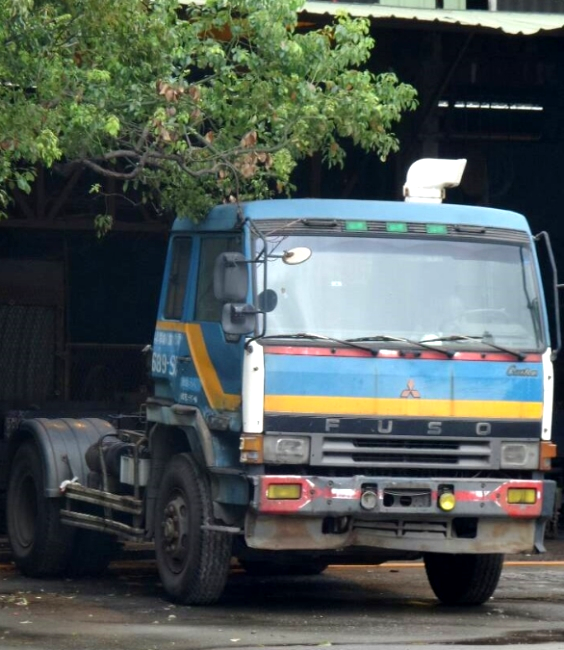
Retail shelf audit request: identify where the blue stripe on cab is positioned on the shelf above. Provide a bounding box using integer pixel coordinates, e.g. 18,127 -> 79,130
264,354 -> 543,402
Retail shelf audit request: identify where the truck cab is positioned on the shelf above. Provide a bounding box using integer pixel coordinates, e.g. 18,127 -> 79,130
146,161 -> 556,605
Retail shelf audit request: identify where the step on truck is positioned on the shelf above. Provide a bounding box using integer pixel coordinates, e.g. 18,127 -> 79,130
4,158 -> 560,605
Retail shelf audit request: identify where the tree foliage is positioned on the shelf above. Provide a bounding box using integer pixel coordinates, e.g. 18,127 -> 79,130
0,0 -> 418,222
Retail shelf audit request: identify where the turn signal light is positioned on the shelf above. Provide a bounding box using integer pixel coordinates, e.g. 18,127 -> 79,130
540,441 -> 557,471
240,434 -> 264,464
507,488 -> 537,505
266,484 -> 302,500
438,492 -> 456,512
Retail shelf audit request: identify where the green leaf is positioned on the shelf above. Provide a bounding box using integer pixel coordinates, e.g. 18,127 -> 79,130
94,213 -> 113,237
16,176 -> 31,193
104,116 -> 121,138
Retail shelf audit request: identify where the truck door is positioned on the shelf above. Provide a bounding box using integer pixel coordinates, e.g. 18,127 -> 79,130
190,235 -> 244,413
153,234 -> 243,415
153,236 -> 193,402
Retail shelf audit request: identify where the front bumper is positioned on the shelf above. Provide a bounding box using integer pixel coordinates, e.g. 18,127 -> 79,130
244,475 -> 555,554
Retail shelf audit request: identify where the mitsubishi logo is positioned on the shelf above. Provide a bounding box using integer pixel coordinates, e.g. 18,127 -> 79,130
400,379 -> 420,399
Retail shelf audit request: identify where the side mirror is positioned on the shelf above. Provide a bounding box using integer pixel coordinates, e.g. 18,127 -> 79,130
221,303 -> 257,336
282,247 -> 312,265
214,252 -> 249,303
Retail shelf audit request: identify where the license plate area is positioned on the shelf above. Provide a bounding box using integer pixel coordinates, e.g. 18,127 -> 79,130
383,488 -> 432,508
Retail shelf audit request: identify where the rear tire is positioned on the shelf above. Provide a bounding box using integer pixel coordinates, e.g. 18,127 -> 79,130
155,453 -> 232,605
424,552 -> 504,606
7,442 -> 75,576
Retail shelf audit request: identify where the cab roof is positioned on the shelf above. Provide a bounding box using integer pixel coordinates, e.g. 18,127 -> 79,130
171,198 -> 531,234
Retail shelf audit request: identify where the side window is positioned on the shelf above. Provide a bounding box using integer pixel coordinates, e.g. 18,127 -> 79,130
196,237 -> 241,322
164,237 -> 192,320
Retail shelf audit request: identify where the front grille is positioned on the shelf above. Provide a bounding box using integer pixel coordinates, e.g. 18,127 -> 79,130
314,435 -> 493,470
353,439 -> 459,450
352,453 -> 459,465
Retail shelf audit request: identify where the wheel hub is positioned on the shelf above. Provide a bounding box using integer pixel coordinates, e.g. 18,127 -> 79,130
162,495 -> 189,561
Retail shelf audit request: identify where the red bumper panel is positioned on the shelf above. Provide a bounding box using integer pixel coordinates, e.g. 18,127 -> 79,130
252,475 -> 544,518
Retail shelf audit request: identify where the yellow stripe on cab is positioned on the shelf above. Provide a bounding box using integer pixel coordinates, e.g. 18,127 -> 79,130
264,395 -> 542,419
156,322 -> 241,411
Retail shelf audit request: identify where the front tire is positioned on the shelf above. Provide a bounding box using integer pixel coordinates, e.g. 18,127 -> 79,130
424,553 -> 504,606
154,453 -> 232,605
7,442 -> 75,576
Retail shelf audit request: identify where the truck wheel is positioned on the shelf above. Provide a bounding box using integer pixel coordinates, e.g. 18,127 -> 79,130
155,453 -> 232,605
66,530 -> 121,577
239,558 -> 329,576
7,442 -> 75,576
424,552 -> 504,606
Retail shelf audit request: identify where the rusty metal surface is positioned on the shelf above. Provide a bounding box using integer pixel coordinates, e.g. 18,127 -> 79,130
59,509 -> 145,539
62,482 -> 143,515
352,518 -> 536,554
245,511 -> 536,554
245,513 -> 352,550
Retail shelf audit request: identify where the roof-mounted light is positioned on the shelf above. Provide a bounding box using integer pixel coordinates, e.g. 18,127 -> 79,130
403,158 -> 467,204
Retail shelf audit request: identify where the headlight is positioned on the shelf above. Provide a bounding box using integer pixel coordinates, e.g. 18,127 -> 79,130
263,436 -> 310,464
500,442 -> 540,469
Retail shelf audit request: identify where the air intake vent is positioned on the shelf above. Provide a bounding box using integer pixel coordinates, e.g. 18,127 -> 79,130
320,436 -> 492,469
354,519 -> 449,539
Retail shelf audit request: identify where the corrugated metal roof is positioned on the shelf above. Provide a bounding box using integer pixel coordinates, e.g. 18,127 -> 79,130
303,3 -> 564,35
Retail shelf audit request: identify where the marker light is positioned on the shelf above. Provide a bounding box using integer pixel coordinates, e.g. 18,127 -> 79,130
386,222 -> 408,233
507,488 -> 537,505
345,221 -> 368,231
266,484 -> 302,500
426,224 -> 448,235
438,492 -> 456,512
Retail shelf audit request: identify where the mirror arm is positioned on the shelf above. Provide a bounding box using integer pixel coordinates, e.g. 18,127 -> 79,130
535,231 -> 561,359
230,304 -> 262,319
252,228 -> 269,343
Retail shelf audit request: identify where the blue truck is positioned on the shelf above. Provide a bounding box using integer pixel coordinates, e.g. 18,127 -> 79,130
4,158 -> 559,606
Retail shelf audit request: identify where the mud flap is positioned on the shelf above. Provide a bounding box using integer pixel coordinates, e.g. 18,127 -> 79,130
536,479 -> 557,553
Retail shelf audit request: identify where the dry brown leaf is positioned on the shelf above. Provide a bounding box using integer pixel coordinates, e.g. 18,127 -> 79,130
240,130 -> 257,148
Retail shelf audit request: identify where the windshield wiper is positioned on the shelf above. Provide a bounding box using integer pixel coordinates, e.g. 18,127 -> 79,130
260,332 -> 376,356
346,335 -> 453,358
423,334 -> 526,361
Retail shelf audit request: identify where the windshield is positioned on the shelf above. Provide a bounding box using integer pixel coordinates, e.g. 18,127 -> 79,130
254,233 -> 545,351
